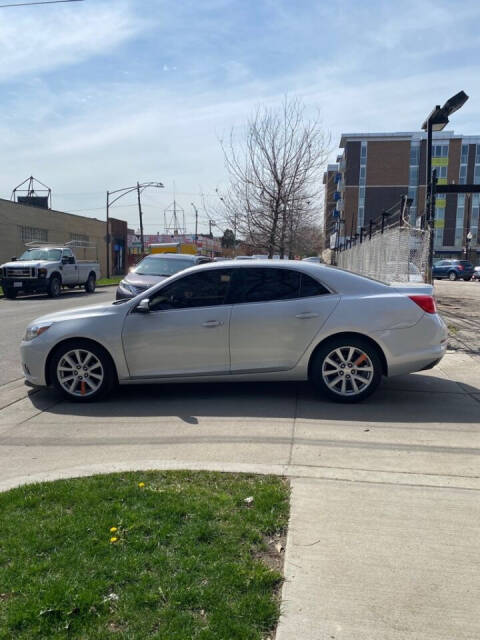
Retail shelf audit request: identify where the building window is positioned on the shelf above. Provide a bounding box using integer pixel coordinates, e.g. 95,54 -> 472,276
18,225 -> 48,243
432,144 -> 449,158
459,165 -> 467,184
455,195 -> 465,247
471,194 -> 479,246
70,232 -> 89,244
434,207 -> 445,248
408,141 -> 420,224
461,144 -> 469,164
357,141 -> 367,231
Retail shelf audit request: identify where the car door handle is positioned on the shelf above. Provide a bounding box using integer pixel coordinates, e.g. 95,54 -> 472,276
202,320 -> 224,327
295,312 -> 319,319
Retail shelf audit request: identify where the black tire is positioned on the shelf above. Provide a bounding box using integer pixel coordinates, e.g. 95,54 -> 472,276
309,336 -> 383,403
85,272 -> 96,293
47,274 -> 62,297
4,287 -> 18,299
49,339 -> 116,402
463,276 -> 472,281
448,271 -> 457,281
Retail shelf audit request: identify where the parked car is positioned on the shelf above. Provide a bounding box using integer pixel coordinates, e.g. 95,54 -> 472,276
472,266 -> 480,281
432,259 -> 474,281
21,261 -> 447,404
1,245 -> 100,299
302,257 -> 324,264
116,253 -> 211,299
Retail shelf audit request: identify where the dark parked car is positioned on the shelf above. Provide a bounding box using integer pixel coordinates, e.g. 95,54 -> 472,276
116,253 -> 211,299
432,259 -> 474,281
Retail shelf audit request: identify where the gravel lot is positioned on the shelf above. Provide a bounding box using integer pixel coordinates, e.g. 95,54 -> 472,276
434,279 -> 480,355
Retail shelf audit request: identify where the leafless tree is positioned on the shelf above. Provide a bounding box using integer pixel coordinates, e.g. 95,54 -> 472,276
217,97 -> 329,257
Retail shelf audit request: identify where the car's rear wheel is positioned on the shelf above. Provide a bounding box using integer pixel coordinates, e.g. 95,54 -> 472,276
85,273 -> 96,293
448,271 -> 457,281
463,276 -> 472,281
310,337 -> 382,403
50,340 -> 115,402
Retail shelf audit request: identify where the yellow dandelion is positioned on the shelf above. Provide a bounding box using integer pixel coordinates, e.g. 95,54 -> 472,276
138,482 -> 145,488
109,527 -> 118,533
110,537 -> 118,543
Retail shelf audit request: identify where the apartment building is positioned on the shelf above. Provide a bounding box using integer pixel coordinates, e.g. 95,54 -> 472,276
327,131 -> 480,261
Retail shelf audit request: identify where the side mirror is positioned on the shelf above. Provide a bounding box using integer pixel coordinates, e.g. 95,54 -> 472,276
136,298 -> 150,313
62,257 -> 69,264
11,257 -> 17,261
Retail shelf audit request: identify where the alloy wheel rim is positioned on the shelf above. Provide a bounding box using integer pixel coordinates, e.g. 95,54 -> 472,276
57,349 -> 104,397
322,346 -> 374,396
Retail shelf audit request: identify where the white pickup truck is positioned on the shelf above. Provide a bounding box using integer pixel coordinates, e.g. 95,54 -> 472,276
1,245 -> 100,299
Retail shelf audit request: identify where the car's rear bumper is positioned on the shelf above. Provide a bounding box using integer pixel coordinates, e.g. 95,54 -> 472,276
375,313 -> 448,377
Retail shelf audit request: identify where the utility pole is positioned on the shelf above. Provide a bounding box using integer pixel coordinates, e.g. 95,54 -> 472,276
106,191 -> 110,278
191,203 -> 198,242
136,182 -> 145,254
209,219 -> 215,238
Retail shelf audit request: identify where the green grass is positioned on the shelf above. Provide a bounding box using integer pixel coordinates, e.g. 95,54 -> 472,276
0,471 -> 289,639
97,276 -> 123,286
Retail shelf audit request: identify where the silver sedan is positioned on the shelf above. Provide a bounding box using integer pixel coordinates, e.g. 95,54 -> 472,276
20,261 -> 448,403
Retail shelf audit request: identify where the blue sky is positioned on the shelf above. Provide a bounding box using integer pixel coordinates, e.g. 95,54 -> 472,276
1,0 -> 479,234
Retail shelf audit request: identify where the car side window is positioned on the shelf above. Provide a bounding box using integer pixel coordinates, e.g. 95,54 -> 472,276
300,273 -> 329,297
63,249 -> 75,263
234,268 -> 301,303
148,269 -> 232,311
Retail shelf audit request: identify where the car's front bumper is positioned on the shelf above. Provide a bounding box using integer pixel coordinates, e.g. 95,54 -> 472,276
20,339 -> 49,387
1,277 -> 48,292
115,285 -> 135,300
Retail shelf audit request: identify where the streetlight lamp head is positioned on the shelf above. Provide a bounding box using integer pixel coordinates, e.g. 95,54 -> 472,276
442,90 -> 469,117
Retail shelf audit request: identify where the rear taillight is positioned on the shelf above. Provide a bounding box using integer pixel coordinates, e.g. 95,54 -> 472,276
408,295 -> 437,314
458,265 -> 464,271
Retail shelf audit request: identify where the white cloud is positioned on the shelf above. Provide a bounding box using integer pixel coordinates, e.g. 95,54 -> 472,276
0,1 -> 145,81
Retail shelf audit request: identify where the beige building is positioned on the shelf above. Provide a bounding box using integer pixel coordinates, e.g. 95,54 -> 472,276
0,198 -> 125,276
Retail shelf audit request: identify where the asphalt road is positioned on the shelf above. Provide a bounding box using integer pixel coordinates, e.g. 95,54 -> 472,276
0,286 -> 116,387
0,280 -> 479,639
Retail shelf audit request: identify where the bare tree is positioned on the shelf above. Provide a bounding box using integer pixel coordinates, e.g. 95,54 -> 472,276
217,97 -> 329,257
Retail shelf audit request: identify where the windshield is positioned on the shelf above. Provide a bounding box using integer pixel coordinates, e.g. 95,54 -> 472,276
133,256 -> 194,277
18,249 -> 62,261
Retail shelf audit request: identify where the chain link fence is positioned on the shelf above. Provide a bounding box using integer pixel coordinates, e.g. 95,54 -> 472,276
335,198 -> 431,283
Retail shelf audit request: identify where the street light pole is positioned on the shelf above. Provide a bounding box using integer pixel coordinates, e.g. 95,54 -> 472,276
106,181 -> 164,277
136,182 -> 145,254
421,91 -> 469,283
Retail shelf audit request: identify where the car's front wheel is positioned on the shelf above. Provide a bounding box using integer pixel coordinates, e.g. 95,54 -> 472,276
310,337 -> 382,403
4,287 -> 18,299
50,340 -> 116,402
47,274 -> 62,297
85,273 -> 96,293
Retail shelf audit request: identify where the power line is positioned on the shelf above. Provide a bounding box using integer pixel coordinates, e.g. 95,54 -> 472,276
0,0 -> 83,7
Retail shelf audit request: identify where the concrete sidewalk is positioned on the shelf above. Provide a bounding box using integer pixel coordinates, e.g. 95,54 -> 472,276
0,352 -> 479,638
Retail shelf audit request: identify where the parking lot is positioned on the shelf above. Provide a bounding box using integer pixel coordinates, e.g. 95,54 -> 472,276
1,280 -> 480,639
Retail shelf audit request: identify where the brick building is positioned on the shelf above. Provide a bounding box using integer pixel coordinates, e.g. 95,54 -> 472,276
0,198 -> 127,276
326,131 -> 480,261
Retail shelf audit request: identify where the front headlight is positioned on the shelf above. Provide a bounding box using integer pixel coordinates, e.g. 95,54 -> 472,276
24,323 -> 52,341
120,280 -> 136,294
